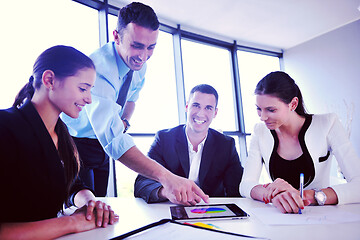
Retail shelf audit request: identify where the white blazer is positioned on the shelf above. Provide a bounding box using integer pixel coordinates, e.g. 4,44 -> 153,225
240,113 -> 360,205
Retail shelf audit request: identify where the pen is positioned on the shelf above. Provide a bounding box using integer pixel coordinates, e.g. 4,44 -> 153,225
299,173 -> 304,214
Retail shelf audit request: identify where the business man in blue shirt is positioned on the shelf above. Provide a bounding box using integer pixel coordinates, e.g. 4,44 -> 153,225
61,2 -> 209,205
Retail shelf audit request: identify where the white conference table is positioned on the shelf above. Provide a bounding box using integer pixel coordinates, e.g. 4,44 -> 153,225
57,197 -> 360,240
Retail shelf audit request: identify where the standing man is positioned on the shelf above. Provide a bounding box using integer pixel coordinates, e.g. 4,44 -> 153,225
61,2 -> 209,205
134,84 -> 244,205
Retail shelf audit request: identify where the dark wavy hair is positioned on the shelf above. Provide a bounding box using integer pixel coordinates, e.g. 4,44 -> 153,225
255,71 -> 307,116
116,2 -> 159,37
13,45 -> 95,207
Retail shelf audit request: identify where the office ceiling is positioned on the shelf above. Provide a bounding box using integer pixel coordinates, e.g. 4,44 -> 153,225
112,0 -> 360,51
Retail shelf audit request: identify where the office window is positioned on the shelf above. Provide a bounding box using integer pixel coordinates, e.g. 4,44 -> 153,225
0,0 -> 98,109
237,51 -> 280,134
109,15 -> 179,133
69,0 -> 282,196
1,0 -> 284,197
181,39 -> 237,132
115,136 -> 155,197
108,14 -> 118,41
237,51 -> 280,184
130,31 -> 178,133
113,29 -> 178,196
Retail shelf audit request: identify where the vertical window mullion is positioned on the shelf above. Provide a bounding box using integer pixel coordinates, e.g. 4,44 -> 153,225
173,25 -> 187,125
98,0 -> 109,47
230,41 -> 248,160
230,41 -> 244,133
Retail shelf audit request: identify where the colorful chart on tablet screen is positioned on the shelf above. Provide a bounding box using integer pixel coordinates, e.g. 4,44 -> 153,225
185,205 -> 235,218
191,207 -> 226,214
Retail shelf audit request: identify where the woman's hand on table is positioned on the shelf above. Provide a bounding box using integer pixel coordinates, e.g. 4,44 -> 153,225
262,178 -> 296,203
270,189 -> 305,213
84,200 -> 119,227
261,178 -> 306,213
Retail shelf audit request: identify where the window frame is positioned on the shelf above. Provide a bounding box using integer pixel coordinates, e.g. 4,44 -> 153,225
72,0 -> 283,196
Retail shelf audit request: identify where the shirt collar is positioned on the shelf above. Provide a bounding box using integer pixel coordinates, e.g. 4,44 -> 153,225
185,130 -> 207,153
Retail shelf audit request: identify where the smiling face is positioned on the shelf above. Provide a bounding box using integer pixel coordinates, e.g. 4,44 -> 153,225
186,91 -> 218,135
255,94 -> 293,130
50,68 -> 95,118
114,22 -> 159,71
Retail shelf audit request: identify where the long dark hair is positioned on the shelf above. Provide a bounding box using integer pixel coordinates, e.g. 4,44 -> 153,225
255,71 -> 307,116
13,45 -> 95,206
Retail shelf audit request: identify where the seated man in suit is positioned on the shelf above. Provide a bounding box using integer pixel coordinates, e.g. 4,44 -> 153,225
134,84 -> 243,205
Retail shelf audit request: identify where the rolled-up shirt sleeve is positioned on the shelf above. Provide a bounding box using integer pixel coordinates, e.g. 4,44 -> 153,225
61,41 -> 146,160
85,73 -> 135,160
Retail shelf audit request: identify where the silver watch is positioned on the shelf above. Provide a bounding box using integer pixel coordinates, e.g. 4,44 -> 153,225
314,189 -> 327,206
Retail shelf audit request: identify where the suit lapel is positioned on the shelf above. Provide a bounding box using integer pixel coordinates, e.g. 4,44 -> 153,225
199,130 -> 216,185
18,101 -> 65,186
175,126 -> 190,178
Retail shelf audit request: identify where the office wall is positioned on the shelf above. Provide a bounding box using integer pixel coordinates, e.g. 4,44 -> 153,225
283,19 -> 360,155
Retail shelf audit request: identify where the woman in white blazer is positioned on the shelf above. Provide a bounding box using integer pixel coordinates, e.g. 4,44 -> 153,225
239,71 -> 360,213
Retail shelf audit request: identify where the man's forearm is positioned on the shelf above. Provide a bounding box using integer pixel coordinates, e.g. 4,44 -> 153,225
120,146 -> 209,205
118,146 -> 170,183
121,101 -> 135,120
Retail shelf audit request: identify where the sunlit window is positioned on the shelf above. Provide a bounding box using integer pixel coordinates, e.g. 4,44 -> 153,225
0,0 -> 98,109
109,15 -> 179,133
1,0 -> 283,197
238,51 -> 280,184
130,31 -> 178,133
108,14 -> 118,42
115,136 -> 155,197
110,27 -> 178,196
237,51 -> 280,134
182,39 -> 237,132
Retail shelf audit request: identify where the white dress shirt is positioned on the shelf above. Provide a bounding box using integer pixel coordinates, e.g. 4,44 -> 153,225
186,133 -> 207,185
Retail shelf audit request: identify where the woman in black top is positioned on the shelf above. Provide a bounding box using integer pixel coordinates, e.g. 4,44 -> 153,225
0,45 -> 118,239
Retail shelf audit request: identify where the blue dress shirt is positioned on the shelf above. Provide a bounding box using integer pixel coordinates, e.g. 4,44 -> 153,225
61,42 -> 146,160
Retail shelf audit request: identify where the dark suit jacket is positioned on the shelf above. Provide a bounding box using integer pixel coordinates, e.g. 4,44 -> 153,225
134,125 -> 243,203
0,101 -> 84,222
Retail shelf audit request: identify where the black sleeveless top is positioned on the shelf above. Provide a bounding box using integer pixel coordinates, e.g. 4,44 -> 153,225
269,115 -> 315,189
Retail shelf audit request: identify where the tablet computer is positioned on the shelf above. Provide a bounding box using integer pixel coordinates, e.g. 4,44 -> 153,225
170,203 -> 249,222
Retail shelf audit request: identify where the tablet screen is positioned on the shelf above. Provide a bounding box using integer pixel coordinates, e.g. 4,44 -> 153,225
170,203 -> 249,221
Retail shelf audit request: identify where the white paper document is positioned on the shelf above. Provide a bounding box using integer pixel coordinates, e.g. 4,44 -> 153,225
251,205 -> 360,225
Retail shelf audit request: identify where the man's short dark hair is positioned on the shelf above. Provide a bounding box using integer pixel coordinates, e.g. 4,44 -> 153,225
117,2 -> 159,35
189,84 -> 219,107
